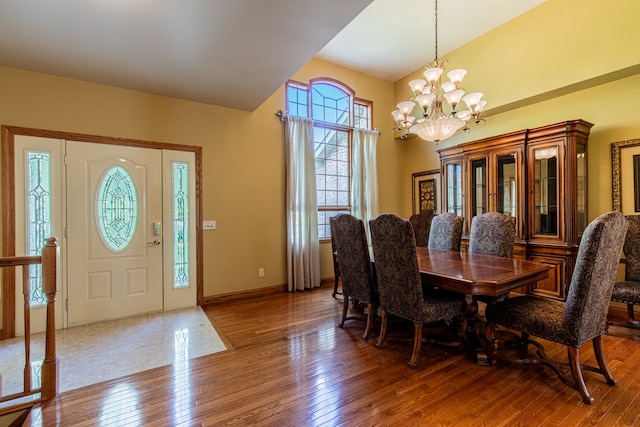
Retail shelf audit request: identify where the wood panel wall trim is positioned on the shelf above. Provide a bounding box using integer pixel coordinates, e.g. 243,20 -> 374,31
202,284 -> 289,306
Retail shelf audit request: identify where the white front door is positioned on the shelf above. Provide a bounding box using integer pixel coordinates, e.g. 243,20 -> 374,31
66,141 -> 163,326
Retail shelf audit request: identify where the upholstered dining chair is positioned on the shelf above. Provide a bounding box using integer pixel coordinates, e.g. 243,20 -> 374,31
610,215 -> 640,329
468,211 -> 516,258
485,211 -> 627,404
330,213 -> 378,339
369,213 -> 467,368
428,212 -> 464,251
409,211 -> 435,247
468,211 -> 516,304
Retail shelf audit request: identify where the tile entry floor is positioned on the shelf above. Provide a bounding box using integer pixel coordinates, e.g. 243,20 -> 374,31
0,306 -> 227,394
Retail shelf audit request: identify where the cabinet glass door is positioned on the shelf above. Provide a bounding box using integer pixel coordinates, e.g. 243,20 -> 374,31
577,143 -> 586,236
496,154 -> 517,217
533,146 -> 559,236
445,161 -> 463,217
470,158 -> 487,218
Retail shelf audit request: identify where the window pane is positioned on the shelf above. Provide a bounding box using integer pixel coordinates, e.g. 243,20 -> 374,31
337,191 -> 349,206
312,83 -> 350,125
318,209 -> 350,240
97,166 -> 138,251
173,162 -> 189,288
354,102 -> 371,129
287,85 -> 308,118
27,151 -> 51,306
337,175 -> 349,192
317,189 -> 326,206
315,125 -> 349,217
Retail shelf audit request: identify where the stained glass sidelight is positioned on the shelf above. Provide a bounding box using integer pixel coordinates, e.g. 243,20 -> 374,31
173,162 -> 189,288
27,152 -> 51,306
97,166 -> 138,250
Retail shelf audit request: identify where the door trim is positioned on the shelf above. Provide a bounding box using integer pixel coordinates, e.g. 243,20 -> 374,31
1,125 -> 203,338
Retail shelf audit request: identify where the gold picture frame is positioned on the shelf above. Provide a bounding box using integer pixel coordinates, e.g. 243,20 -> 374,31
412,169 -> 441,215
612,137 -> 640,214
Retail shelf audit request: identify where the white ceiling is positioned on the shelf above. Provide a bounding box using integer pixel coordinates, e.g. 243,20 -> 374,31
0,0 -> 545,112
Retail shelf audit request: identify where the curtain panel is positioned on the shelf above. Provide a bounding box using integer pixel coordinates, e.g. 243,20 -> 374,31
284,116 -> 321,291
351,128 -> 380,243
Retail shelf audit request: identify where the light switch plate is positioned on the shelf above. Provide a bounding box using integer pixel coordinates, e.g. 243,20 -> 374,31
203,220 -> 216,230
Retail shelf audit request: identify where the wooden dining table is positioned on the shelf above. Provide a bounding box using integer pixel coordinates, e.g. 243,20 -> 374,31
414,247 -> 552,364
415,247 -> 552,297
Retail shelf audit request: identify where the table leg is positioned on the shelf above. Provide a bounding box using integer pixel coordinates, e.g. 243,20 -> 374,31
462,295 -> 492,365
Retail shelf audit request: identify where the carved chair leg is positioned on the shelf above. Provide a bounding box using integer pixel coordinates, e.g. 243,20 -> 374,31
409,323 -> 423,369
363,303 -> 374,340
567,346 -> 594,404
628,304 -> 640,326
376,310 -> 388,348
332,275 -> 340,297
338,294 -> 348,328
593,335 -> 616,386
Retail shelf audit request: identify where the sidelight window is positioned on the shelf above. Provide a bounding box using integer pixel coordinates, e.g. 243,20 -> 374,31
173,162 -> 189,288
26,151 -> 51,306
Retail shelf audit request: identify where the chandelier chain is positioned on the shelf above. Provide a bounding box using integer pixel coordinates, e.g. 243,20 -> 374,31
434,0 -> 438,61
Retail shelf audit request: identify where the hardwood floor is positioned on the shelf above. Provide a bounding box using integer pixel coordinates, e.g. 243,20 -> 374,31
24,285 -> 640,426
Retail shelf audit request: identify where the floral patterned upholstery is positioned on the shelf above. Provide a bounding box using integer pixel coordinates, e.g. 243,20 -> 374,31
469,212 -> 516,304
369,213 -> 466,367
485,211 -> 628,403
610,215 -> 640,326
409,212 -> 435,247
468,212 -> 516,258
428,212 -> 464,251
330,214 -> 378,339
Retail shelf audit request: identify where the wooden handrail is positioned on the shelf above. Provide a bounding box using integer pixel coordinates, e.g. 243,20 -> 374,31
0,256 -> 41,267
0,237 -> 58,415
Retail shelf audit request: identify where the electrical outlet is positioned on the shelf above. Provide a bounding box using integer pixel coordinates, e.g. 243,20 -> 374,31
203,220 -> 216,230
258,268 -> 265,277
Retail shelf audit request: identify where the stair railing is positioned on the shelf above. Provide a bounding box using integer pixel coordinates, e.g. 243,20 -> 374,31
0,237 -> 58,416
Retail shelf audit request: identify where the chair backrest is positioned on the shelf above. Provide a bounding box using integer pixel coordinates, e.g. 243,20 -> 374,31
565,211 -> 627,345
330,213 -> 376,304
369,213 -> 424,321
622,215 -> 640,281
428,212 -> 464,251
409,211 -> 435,247
468,212 -> 516,258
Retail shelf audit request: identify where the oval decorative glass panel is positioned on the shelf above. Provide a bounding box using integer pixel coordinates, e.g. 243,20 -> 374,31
97,166 -> 138,250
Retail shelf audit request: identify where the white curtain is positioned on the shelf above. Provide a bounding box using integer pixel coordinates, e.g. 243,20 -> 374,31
284,116 -> 321,291
351,128 -> 380,242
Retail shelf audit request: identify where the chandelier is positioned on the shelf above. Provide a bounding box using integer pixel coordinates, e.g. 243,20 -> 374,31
392,0 -> 486,143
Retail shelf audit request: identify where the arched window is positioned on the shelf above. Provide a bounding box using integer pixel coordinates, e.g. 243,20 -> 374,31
286,78 -> 372,240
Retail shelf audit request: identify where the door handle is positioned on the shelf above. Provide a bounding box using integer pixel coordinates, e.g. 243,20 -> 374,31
147,239 -> 161,246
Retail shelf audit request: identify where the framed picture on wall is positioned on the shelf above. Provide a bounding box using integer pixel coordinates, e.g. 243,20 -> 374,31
412,169 -> 441,215
612,137 -> 640,214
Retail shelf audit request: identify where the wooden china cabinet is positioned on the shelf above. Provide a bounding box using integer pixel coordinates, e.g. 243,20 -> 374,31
438,119 -> 593,301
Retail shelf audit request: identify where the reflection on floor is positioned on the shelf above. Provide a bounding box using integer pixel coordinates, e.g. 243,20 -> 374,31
0,306 -> 227,394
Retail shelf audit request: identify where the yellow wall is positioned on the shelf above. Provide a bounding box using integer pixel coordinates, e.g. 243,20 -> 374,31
396,0 -> 640,220
0,59 -> 396,300
1,0 -> 639,303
